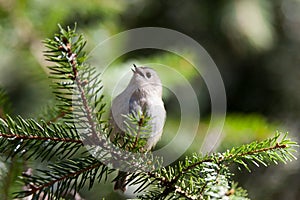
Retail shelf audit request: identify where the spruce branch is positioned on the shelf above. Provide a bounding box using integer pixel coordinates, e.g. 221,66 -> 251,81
11,25 -> 111,199
222,132 -> 297,171
0,25 -> 297,200
122,112 -> 152,152
0,116 -> 83,161
136,132 -> 297,199
15,156 -> 108,199
44,24 -> 105,144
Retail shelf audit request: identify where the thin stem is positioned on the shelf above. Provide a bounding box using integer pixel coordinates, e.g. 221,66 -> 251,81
0,133 -> 83,144
199,182 -> 207,199
181,142 -> 287,177
231,143 -> 286,159
46,111 -> 66,125
175,185 -> 197,200
28,162 -> 103,194
132,115 -> 144,149
58,37 -> 99,142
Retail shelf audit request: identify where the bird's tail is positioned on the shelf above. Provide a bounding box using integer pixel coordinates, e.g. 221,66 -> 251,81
114,171 -> 128,192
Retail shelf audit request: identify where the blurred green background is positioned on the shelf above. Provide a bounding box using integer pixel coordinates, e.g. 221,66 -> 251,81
1,0 -> 300,199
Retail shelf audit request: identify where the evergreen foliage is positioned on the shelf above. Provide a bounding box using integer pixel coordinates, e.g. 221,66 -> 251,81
0,25 -> 297,199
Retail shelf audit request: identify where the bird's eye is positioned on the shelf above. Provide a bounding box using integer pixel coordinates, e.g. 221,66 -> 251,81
146,72 -> 152,78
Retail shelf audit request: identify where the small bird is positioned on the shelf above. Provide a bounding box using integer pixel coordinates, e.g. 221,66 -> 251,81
110,64 -> 166,192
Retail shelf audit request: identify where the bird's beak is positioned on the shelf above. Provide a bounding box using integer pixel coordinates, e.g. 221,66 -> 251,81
131,64 -> 137,73
131,64 -> 145,77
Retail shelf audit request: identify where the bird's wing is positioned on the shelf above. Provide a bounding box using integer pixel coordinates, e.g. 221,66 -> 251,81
129,89 -> 166,150
129,89 -> 147,116
146,100 -> 166,139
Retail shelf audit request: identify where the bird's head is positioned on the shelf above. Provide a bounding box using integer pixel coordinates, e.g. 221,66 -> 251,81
130,64 -> 163,96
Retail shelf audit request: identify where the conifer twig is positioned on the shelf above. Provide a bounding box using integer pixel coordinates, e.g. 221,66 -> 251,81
55,34 -> 99,142
0,133 -> 83,144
